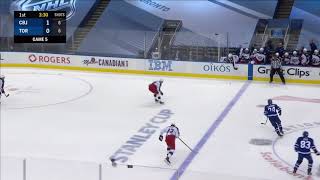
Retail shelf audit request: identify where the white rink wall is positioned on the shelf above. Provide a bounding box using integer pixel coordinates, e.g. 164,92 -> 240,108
1,52 -> 320,84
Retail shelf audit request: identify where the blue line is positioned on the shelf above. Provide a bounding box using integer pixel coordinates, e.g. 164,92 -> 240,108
248,64 -> 253,80
170,81 -> 251,180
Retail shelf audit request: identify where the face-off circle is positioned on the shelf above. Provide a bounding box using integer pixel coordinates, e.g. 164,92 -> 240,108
272,125 -> 320,175
2,72 -> 93,109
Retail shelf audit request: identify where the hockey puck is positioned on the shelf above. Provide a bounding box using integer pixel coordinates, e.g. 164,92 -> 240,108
127,165 -> 133,168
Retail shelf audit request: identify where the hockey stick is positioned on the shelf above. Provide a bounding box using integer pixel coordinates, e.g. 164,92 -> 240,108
232,59 -> 238,70
109,158 -> 177,170
1,92 -> 9,97
261,117 -> 268,125
178,137 -> 195,153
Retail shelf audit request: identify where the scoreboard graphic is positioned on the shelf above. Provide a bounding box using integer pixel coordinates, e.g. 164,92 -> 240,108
14,11 -> 66,43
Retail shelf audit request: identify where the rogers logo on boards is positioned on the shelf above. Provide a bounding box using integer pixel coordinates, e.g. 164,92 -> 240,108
28,54 -> 71,64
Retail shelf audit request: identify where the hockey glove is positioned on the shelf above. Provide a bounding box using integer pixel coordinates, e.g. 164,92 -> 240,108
278,110 -> 282,116
160,91 -> 163,95
159,135 -> 163,141
317,152 -> 320,156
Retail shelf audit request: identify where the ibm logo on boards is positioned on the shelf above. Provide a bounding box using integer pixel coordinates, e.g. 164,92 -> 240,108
148,60 -> 173,71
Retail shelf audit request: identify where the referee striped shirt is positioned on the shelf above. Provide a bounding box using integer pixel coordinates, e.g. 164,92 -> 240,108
271,58 -> 282,69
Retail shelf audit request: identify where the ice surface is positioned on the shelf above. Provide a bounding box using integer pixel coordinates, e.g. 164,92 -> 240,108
1,68 -> 320,180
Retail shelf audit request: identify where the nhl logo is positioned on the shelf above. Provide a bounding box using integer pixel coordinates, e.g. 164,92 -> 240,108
10,0 -> 77,20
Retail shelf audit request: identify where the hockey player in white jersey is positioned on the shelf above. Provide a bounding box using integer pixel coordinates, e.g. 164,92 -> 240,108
311,50 -> 320,67
300,48 -> 310,66
252,48 -> 266,64
290,51 -> 300,65
159,123 -> 180,164
148,79 -> 164,104
283,52 -> 291,65
0,75 -> 6,101
239,48 -> 250,63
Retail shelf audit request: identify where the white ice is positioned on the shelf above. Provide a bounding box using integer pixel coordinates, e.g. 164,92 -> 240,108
1,68 -> 320,180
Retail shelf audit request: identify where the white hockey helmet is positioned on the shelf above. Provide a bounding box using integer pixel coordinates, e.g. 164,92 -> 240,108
284,52 -> 289,57
275,52 -> 279,57
303,48 -> 308,53
253,49 -> 257,53
228,53 -> 233,58
314,50 -> 319,54
159,79 -> 164,83
293,51 -> 297,55
259,48 -> 264,52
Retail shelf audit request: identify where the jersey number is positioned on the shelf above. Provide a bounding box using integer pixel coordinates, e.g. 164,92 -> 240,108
268,107 -> 276,112
300,141 -> 311,149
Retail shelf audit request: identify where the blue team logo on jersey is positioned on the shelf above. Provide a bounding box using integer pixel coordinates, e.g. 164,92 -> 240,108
10,0 -> 77,20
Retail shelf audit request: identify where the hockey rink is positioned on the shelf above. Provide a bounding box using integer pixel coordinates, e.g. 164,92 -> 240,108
1,68 -> 320,180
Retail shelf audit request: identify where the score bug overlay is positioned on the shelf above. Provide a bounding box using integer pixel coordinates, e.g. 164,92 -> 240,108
14,11 -> 66,43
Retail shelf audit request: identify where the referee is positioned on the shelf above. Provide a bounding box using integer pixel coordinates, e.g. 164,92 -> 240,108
270,53 -> 286,84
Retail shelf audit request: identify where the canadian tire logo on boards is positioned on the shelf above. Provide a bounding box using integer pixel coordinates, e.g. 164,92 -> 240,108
83,57 -> 129,67
28,54 -> 71,64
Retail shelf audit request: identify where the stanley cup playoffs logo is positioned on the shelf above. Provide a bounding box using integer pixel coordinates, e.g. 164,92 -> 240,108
10,0 -> 77,20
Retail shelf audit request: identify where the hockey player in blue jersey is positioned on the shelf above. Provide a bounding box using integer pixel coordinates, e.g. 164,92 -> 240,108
293,131 -> 320,175
264,99 -> 284,136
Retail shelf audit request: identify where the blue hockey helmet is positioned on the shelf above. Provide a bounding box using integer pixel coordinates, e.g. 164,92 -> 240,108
267,99 -> 272,105
303,131 -> 309,137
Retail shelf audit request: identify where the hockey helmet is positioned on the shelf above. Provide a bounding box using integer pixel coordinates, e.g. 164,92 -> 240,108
275,52 -> 279,57
244,48 -> 249,52
293,51 -> 297,55
228,53 -> 233,58
314,50 -> 319,55
159,79 -> 164,83
170,123 -> 176,127
253,49 -> 257,53
259,48 -> 264,52
284,52 -> 289,57
303,131 -> 309,137
303,48 -> 308,53
267,99 -> 272,105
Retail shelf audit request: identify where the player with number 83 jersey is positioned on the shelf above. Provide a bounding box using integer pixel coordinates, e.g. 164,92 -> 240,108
293,131 -> 320,175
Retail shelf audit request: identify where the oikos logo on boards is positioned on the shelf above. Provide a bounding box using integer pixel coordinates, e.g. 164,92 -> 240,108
10,0 -> 77,20
257,66 -> 310,78
203,63 -> 231,73
29,54 -> 71,64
